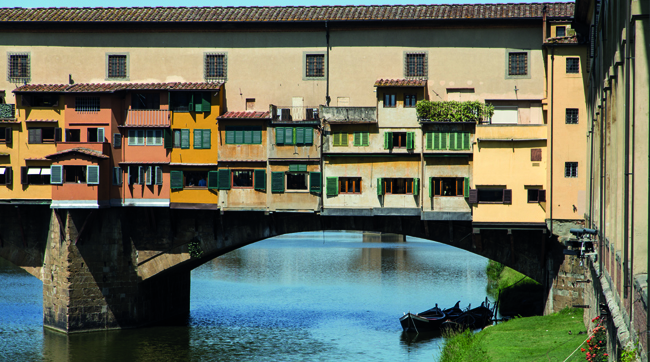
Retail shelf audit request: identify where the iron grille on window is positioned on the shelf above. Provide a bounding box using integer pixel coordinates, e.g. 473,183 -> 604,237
75,97 -> 100,113
566,108 -> 579,124
107,55 -> 127,79
205,54 -> 226,79
565,162 -> 578,177
405,53 -> 426,78
305,54 -> 325,78
556,26 -> 566,37
566,58 -> 580,73
508,52 -> 527,76
8,53 -> 29,82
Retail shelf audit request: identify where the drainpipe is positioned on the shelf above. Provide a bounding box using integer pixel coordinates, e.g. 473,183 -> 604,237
600,95 -> 606,277
325,21 -> 331,107
549,47 -> 554,237
622,0 -> 631,300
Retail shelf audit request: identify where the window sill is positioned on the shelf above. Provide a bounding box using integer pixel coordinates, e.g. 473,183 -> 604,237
286,189 -> 309,193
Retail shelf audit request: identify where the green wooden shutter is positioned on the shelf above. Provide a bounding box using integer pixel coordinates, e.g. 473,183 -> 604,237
180,129 -> 190,149
362,132 -> 369,146
202,129 -> 211,149
285,128 -> 294,145
406,132 -> 415,150
170,170 -> 183,189
163,128 -> 173,149
326,177 -> 338,196
429,177 -> 433,197
254,169 -> 266,191
296,127 -> 305,145
304,128 -> 313,145
449,132 -> 457,150
155,166 -> 163,186
253,128 -> 262,144
384,132 -> 393,149
440,132 -> 448,150
217,169 -> 231,190
462,132 -> 471,150
333,132 -> 347,147
433,132 -> 440,150
271,172 -> 284,193
276,127 -> 285,145
464,177 -> 470,197
50,165 -> 63,184
377,178 -> 384,195
354,132 -> 362,146
289,164 -> 299,172
187,93 -> 194,112
413,177 -> 419,195
226,127 -> 236,144
193,129 -> 202,149
235,128 -> 244,144
201,92 -> 211,112
244,129 -> 253,144
298,164 -> 307,172
207,171 -> 219,189
425,132 -> 433,150
309,172 -> 321,193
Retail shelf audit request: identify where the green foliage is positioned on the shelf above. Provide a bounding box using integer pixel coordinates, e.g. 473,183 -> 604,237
188,239 -> 203,259
582,318 -> 607,362
439,328 -> 492,362
621,342 -> 638,362
416,100 -> 494,123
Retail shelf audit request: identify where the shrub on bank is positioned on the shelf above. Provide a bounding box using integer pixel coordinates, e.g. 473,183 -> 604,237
439,328 -> 491,362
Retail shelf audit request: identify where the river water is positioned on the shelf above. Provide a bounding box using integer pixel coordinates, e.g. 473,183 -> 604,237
0,231 -> 492,362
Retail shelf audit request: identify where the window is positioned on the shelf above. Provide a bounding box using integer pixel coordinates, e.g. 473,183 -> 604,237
305,54 -> 325,78
531,148 -> 542,161
566,108 -> 579,124
490,106 -> 518,124
183,171 -> 208,188
566,58 -> 580,73
7,53 -> 29,82
64,166 -> 86,183
275,127 -> 313,146
205,53 -> 227,80
66,129 -> 80,142
107,54 -> 128,79
339,177 -> 362,194
193,129 -> 211,149
332,132 -> 348,147
246,98 -> 255,110
405,94 -> 417,107
225,126 -> 262,145
170,91 -> 211,112
75,97 -> 100,112
405,52 -> 427,78
425,132 -> 470,151
21,94 -> 59,108
287,173 -> 308,191
21,167 -> 49,185
384,94 -> 396,108
556,26 -> 566,37
527,188 -> 547,203
232,170 -> 254,188
28,127 -> 59,144
87,128 -> 105,143
353,132 -> 370,147
470,188 -> 512,204
508,52 -> 527,76
172,129 -> 190,149
431,178 -> 465,197
0,127 -> 11,145
146,130 -> 163,146
392,132 -> 409,148
384,178 -> 414,195
0,167 -> 12,186
128,130 -> 145,146
131,93 -> 160,110
565,162 -> 578,177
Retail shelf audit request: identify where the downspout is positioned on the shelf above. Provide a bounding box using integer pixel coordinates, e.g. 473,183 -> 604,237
549,46 -> 554,237
627,18 -> 635,318
325,21 -> 331,107
622,0 -> 631,300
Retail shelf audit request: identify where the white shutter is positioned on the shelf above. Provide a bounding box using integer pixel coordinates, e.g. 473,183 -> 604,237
146,166 -> 153,185
138,166 -> 145,185
155,166 -> 163,185
50,165 -> 63,184
87,165 -> 100,185
113,133 -> 122,148
97,128 -> 105,143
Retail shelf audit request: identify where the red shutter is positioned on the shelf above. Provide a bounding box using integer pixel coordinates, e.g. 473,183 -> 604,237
468,189 -> 479,204
503,189 -> 512,204
538,189 -> 546,202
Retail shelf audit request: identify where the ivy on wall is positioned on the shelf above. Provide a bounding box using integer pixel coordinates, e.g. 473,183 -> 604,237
416,100 -> 494,123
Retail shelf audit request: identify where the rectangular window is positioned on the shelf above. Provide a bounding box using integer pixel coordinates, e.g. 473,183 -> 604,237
556,26 -> 566,37
28,128 -> 57,144
21,94 -> 59,108
527,188 -> 547,203
107,54 -> 127,79
21,167 -> 50,185
173,129 -> 182,148
508,52 -> 527,76
353,132 -> 370,147
531,148 -> 542,161
75,97 -> 100,112
7,53 -> 29,82
339,177 -> 362,194
405,53 -> 427,78
475,188 -> 512,204
193,129 -> 211,149
0,166 -> 11,185
565,108 -> 579,124
64,166 -> 87,183
332,132 -> 348,147
184,171 -> 208,188
226,126 -> 263,145
232,170 -> 254,188
392,132 -> 413,149
87,128 -> 104,143
131,93 -> 160,110
66,129 -> 81,142
384,94 -> 396,108
566,58 -> 580,73
404,94 -> 417,107
287,173 -> 308,191
384,178 -> 414,195
205,53 -> 227,80
431,178 -> 465,197
146,130 -> 163,146
305,54 -> 325,78
565,162 -> 578,177
128,130 -> 145,146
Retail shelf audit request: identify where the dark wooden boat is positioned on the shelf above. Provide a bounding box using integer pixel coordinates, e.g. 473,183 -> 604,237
399,301 -> 463,333
440,299 -> 494,332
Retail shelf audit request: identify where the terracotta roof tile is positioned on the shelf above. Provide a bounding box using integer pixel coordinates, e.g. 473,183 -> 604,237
374,79 -> 427,87
118,161 -> 169,165
14,82 -> 224,93
124,109 -> 170,127
45,147 -> 109,159
24,119 -> 59,123
0,4 -> 574,23
545,35 -> 579,44
218,111 -> 271,119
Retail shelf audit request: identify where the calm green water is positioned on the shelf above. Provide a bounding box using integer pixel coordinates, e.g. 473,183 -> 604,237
0,232 -> 491,362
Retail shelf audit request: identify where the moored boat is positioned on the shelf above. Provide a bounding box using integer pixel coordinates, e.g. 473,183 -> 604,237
400,301 -> 462,333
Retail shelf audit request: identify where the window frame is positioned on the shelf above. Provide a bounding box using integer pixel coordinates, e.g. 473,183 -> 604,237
527,187 -> 547,203
383,93 -> 396,108
105,53 -> 129,80
7,52 -> 30,83
404,94 -> 417,108
232,169 -> 254,189
566,57 -> 580,74
565,108 -> 579,124
556,26 -> 566,37
74,97 -> 100,113
431,177 -> 465,197
128,130 -> 145,146
565,162 -> 578,178
303,51 -> 326,80
404,51 -> 428,79
204,52 -> 228,81
146,129 -> 163,146
383,178 -> 414,195
286,172 -> 309,192
63,165 -> 87,184
505,49 -> 531,79
339,177 -> 362,194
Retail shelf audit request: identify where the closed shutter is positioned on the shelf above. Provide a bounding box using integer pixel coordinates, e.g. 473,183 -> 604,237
429,177 -> 433,198
531,148 -> 542,161
413,177 -> 419,195
217,169 -> 231,190
384,132 -> 393,149
202,129 -> 211,149
440,132 -> 448,150
5,166 -> 11,185
333,132 -> 347,147
114,133 -> 122,148
163,129 -> 172,149
326,177 -> 338,196
155,166 -> 163,185
180,129 -> 190,149
284,128 -> 294,145
5,128 -> 11,146
170,170 -> 184,189
193,129 -> 203,149
225,127 -> 235,144
296,127 -> 305,145
503,189 -> 512,204
138,166 -> 145,185
426,132 -> 433,150
97,128 -> 105,143
55,128 -> 62,142
253,128 -> 262,144
207,170 -> 219,189
432,132 -> 440,150
254,169 -> 266,191
243,129 -> 253,144
276,127 -> 285,145
145,166 -> 153,185
468,189 -> 478,204
201,92 -> 211,112
271,172 -> 284,193
28,128 -> 42,144
538,189 -> 547,202
87,165 -> 100,185
304,128 -> 314,145
112,167 -> 121,185
462,132 -> 471,150
464,177 -> 470,197
127,166 -> 132,185
407,132 -> 415,150
50,165 -> 63,184
309,172 -> 321,193
362,132 -> 369,146
21,166 -> 28,185
354,132 -> 362,146
377,178 -> 384,195
449,132 -> 457,150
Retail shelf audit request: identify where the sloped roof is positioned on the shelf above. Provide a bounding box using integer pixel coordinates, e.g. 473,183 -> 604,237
14,82 -> 224,93
0,4 -> 574,23
218,111 -> 271,119
45,147 -> 109,159
374,79 -> 427,87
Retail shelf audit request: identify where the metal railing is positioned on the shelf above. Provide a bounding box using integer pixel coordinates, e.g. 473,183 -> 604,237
270,105 -> 320,122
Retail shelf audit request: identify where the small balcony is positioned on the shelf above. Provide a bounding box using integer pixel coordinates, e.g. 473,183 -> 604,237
270,105 -> 321,124
320,106 -> 377,124
125,109 -> 170,127
417,100 -> 493,124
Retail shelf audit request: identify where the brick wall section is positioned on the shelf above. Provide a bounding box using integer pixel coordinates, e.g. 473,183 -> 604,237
633,276 -> 648,360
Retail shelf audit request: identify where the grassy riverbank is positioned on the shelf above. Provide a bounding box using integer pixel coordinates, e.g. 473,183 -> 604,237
440,308 -> 588,362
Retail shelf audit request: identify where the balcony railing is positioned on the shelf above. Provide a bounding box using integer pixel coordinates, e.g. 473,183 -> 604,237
320,106 -> 377,123
125,109 -> 170,127
270,105 -> 320,123
0,104 -> 15,119
417,100 -> 493,123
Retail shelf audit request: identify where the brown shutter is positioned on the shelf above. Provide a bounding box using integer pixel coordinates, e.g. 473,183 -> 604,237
5,127 -> 11,146
468,189 -> 479,204
21,166 -> 28,185
6,166 -> 12,185
55,128 -> 62,142
503,189 -> 512,204
531,148 -> 542,161
538,189 -> 546,202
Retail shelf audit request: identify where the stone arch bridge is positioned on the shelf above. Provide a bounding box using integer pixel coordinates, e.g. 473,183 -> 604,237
0,206 -> 567,333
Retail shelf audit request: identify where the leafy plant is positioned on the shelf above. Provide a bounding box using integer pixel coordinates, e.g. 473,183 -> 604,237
621,342 -> 638,362
582,316 -> 608,362
188,239 -> 204,258
416,100 -> 494,123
